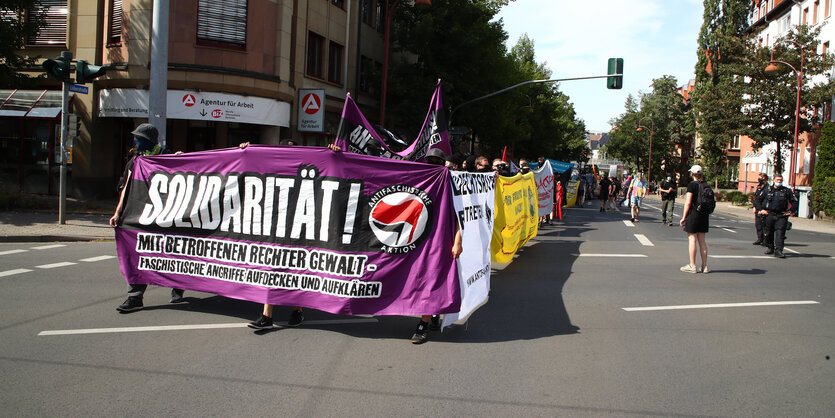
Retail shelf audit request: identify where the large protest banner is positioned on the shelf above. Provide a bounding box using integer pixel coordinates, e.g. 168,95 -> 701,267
115,145 -> 460,316
491,173 -> 539,264
334,81 -> 451,161
442,171 -> 496,329
533,160 -> 555,218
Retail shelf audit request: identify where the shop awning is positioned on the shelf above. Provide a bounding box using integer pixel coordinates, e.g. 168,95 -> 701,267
0,89 -> 64,118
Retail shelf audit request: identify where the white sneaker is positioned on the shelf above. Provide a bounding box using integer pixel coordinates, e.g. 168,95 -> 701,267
680,264 -> 698,274
701,266 -> 709,274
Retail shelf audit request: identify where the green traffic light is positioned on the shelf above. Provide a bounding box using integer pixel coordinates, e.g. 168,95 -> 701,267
607,58 -> 623,89
75,60 -> 107,84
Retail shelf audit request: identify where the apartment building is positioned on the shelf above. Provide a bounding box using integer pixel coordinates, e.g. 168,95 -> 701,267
740,0 -> 834,200
1,0 -> 391,198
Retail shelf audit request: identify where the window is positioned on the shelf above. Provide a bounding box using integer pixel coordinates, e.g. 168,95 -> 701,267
376,0 -> 385,33
331,0 -> 345,8
360,56 -> 380,96
803,7 -> 808,24
108,0 -> 123,45
731,135 -> 741,150
803,147 -> 811,174
361,0 -> 373,26
197,0 -> 248,48
307,31 -> 324,78
328,41 -> 344,84
814,1 -> 819,24
827,0 -> 832,18
26,0 -> 67,46
824,41 -> 830,54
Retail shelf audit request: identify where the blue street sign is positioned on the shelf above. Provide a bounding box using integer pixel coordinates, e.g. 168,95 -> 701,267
69,84 -> 89,94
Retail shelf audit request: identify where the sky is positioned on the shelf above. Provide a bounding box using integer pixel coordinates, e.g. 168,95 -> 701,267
496,0 -> 704,132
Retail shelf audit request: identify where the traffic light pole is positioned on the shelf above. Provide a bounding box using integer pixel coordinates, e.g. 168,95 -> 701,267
58,79 -> 69,224
448,74 -> 622,127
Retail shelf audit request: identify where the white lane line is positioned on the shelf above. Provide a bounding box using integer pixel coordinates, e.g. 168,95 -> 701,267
642,203 -> 661,211
0,249 -> 28,256
783,248 -> 800,254
710,255 -> 774,259
80,255 -> 116,262
572,253 -> 648,257
35,262 -> 77,269
31,244 -> 66,250
721,228 -> 737,233
38,318 -> 380,336
0,268 -> 33,277
623,300 -> 820,312
622,220 -> 635,227
634,234 -> 654,246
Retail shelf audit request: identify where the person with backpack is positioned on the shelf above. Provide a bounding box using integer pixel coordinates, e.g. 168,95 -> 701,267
679,165 -> 713,274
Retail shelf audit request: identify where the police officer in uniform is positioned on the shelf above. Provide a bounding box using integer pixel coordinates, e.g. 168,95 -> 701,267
758,175 -> 797,258
751,173 -> 769,246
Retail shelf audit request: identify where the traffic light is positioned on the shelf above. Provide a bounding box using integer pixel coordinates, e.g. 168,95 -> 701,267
75,60 -> 107,84
42,52 -> 72,82
607,58 -> 623,89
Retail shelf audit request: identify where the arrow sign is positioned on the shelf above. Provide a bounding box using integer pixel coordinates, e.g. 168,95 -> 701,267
199,109 -> 207,117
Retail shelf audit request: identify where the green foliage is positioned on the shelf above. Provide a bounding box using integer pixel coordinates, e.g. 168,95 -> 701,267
387,0 -> 584,159
0,0 -> 44,87
812,177 -> 835,217
812,122 -> 835,214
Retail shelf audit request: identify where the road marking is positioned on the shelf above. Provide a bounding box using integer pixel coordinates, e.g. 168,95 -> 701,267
623,300 -> 819,312
572,253 -> 648,257
709,255 -> 774,259
634,234 -> 654,246
622,220 -> 634,227
721,228 -> 737,233
38,318 -> 380,336
0,249 -> 28,256
642,203 -> 661,211
35,262 -> 77,269
0,268 -> 32,277
31,244 -> 66,250
80,255 -> 116,262
783,248 -> 800,254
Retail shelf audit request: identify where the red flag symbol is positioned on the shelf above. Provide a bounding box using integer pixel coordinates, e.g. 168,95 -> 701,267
370,198 -> 425,244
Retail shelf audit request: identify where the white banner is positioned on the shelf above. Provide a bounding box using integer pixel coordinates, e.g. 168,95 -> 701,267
99,88 -> 291,127
533,160 -> 555,217
443,171 -> 496,329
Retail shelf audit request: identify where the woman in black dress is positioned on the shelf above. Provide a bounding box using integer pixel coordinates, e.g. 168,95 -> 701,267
679,165 -> 709,273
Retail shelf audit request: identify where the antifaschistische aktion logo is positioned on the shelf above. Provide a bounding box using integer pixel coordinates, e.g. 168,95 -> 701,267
368,185 -> 433,254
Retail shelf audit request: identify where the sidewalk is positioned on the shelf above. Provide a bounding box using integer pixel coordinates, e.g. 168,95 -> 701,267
0,211 -> 115,242
642,195 -> 835,235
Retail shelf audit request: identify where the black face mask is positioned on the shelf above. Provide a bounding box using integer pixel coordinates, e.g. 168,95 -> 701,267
758,178 -> 765,184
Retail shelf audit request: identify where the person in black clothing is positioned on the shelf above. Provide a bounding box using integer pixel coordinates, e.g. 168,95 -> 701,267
759,175 -> 797,258
751,173 -> 769,246
598,175 -> 611,212
110,123 -> 185,312
679,165 -> 710,273
659,174 -> 677,226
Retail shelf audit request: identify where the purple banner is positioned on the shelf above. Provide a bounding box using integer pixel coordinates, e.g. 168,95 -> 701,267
334,81 -> 452,161
115,145 -> 460,315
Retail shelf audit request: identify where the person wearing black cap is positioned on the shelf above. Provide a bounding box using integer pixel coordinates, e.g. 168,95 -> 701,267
111,123 -> 185,312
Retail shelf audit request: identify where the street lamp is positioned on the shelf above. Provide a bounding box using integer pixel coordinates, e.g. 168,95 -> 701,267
379,0 -> 431,126
764,39 -> 804,188
637,116 -> 654,183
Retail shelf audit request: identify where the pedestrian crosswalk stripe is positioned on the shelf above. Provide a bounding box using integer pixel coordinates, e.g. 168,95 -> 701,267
721,228 -> 736,233
622,220 -> 634,227
623,300 -> 819,312
634,234 -> 654,246
80,255 -> 116,262
31,244 -> 66,250
0,268 -> 32,277
35,262 -> 77,269
783,248 -> 800,254
0,249 -> 28,256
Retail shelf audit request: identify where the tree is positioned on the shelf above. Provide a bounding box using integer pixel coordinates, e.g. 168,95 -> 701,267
733,24 -> 835,173
812,121 -> 835,215
691,0 -> 750,176
0,1 -> 44,87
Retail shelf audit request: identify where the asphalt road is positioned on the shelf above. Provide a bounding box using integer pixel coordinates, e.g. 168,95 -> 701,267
0,202 -> 832,417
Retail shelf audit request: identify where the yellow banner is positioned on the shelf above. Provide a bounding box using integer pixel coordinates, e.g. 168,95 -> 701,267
564,180 -> 579,207
491,172 -> 539,263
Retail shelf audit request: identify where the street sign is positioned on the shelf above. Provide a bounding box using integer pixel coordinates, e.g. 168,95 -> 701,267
297,89 -> 325,132
69,84 -> 89,94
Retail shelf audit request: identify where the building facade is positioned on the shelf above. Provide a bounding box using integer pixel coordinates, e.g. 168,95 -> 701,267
1,0 -> 391,198
740,0 -> 834,198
